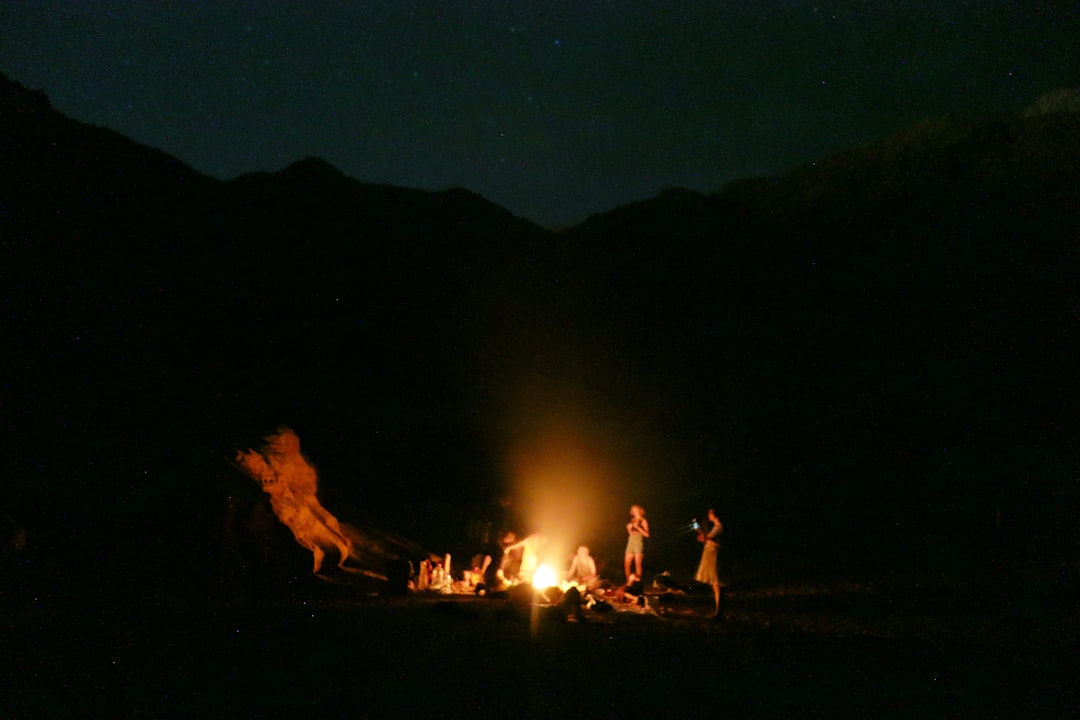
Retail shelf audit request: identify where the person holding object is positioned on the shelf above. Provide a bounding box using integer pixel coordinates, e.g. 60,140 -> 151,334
624,504 -> 650,583
695,507 -> 725,619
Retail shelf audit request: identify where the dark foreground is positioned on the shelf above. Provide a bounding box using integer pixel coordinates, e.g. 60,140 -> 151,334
4,578 -> 1075,719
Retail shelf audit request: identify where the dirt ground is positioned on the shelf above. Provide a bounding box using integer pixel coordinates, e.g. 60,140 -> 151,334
4,576 -> 1075,719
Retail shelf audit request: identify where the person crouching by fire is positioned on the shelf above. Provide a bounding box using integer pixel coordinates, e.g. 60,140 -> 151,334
501,532 -> 548,584
474,530 -> 517,596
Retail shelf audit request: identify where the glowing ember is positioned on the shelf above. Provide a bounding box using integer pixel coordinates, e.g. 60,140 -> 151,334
532,563 -> 557,589
235,427 -> 355,575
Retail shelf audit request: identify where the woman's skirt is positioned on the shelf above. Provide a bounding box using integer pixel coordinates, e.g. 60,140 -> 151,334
695,543 -> 721,585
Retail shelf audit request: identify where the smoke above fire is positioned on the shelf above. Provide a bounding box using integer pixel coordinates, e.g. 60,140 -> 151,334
469,263 -> 689,574
235,427 -> 355,574
502,398 -> 652,571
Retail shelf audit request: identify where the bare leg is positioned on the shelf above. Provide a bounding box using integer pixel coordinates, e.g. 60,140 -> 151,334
711,584 -> 726,620
634,553 -> 643,580
624,553 -> 633,582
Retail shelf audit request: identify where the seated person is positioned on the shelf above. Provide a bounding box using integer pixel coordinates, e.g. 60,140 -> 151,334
565,545 -> 599,590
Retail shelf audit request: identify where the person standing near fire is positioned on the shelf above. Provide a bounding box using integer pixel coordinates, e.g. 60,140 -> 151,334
695,507 -> 725,619
624,504 -> 650,583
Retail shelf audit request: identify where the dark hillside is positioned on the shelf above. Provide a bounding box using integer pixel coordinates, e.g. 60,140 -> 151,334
1,72 -> 1077,593
0,73 -> 551,561
561,101 -> 1079,577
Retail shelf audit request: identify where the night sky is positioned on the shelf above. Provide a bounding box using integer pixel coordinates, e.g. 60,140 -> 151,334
2,1 -> 1077,227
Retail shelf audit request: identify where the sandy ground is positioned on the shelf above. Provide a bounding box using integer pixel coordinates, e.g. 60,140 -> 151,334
4,576 -> 1075,719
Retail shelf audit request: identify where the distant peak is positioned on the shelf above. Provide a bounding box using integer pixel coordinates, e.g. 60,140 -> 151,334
0,72 -> 54,112
438,186 -> 483,201
1023,87 -> 1080,117
280,157 -> 345,179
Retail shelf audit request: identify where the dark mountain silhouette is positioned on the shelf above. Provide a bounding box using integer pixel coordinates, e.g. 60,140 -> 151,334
562,96 -> 1078,573
2,71 -> 1077,596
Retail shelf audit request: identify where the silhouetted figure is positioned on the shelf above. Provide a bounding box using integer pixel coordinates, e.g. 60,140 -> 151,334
613,573 -> 645,606
516,584 -> 586,623
553,585 -> 586,621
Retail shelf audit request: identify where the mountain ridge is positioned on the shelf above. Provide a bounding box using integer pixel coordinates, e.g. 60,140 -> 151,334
1,71 -> 1077,582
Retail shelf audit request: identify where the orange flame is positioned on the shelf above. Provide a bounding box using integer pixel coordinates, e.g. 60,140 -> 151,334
531,563 -> 557,589
235,427 -> 354,574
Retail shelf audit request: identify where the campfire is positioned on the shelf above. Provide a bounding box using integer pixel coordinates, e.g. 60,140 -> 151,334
531,563 -> 557,589
233,428 -> 656,613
